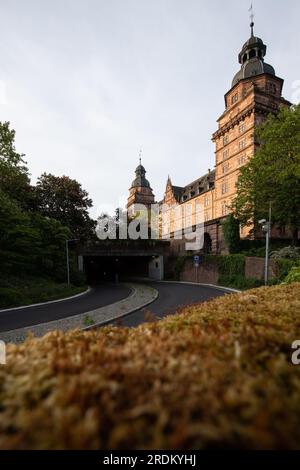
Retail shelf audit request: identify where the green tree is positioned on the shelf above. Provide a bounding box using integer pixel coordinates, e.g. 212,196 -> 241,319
0,189 -> 70,279
222,214 -> 241,253
35,173 -> 95,240
0,189 -> 37,275
232,105 -> 300,242
0,121 -> 32,207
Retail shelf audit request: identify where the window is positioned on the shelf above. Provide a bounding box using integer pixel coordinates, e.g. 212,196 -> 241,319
223,135 -> 229,145
237,155 -> 247,166
223,149 -> 229,160
204,196 -> 210,207
268,83 -> 276,94
222,162 -> 229,174
239,122 -> 246,134
239,139 -> 246,150
221,181 -> 228,194
231,93 -> 238,104
222,202 -> 228,216
204,212 -> 209,222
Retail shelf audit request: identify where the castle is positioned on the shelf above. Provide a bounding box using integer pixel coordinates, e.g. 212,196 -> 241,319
127,22 -> 291,253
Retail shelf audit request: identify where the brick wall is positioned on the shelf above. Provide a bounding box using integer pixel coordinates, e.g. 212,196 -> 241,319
244,256 -> 277,280
178,256 -> 277,285
181,258 -> 219,284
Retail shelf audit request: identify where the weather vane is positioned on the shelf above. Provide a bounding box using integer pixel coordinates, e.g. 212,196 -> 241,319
139,149 -> 142,165
249,3 -> 254,36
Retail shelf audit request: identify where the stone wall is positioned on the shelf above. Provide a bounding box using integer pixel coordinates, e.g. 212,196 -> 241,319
178,255 -> 277,285
244,256 -> 277,280
181,258 -> 219,284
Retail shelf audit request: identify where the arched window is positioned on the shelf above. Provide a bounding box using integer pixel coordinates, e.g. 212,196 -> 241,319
249,49 -> 256,59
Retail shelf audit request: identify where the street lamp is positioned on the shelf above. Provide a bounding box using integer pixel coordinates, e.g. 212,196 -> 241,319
259,203 -> 272,286
66,239 -> 79,285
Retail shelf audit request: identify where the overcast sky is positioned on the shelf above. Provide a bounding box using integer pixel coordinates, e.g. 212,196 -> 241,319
0,0 -> 299,218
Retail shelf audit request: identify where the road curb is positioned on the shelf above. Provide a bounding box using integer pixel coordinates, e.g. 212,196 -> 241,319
83,285 -> 159,330
0,287 -> 92,313
156,280 -> 241,293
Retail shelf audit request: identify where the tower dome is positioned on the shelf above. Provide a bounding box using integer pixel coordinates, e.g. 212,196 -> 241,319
232,22 -> 275,87
131,161 -> 151,188
127,157 -> 155,213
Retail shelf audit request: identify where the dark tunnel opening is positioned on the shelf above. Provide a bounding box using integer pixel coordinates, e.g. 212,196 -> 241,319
84,256 -> 152,284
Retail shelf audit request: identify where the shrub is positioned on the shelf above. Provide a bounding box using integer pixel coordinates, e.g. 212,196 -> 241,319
276,258 -> 297,280
70,271 -> 87,287
284,263 -> 300,284
271,245 -> 300,260
0,288 -> 25,308
218,254 -> 245,277
222,214 -> 241,253
218,274 -> 263,290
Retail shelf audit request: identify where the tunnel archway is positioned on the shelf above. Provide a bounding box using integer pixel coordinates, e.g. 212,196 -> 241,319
84,255 -> 153,284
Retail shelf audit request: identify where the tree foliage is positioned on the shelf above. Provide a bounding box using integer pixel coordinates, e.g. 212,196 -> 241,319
232,105 -> 300,241
0,188 -> 70,280
0,121 -> 93,283
35,173 -> 95,240
222,213 -> 241,253
0,122 -> 31,208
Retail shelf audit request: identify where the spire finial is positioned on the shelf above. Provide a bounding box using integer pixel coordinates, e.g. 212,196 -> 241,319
139,149 -> 142,165
249,3 -> 254,37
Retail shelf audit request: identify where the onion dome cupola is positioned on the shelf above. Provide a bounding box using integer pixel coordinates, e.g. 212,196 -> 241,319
131,159 -> 151,188
127,154 -> 156,213
232,20 -> 275,88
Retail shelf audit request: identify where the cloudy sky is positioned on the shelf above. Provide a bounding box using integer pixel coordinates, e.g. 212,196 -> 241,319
0,0 -> 299,218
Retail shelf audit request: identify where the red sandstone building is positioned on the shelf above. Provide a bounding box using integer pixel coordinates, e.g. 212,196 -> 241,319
127,22 -> 292,253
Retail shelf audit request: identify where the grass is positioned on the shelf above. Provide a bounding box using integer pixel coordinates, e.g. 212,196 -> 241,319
0,282 -> 300,449
83,314 -> 95,327
0,276 -> 87,308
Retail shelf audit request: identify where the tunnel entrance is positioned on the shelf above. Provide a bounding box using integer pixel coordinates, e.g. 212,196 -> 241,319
84,255 -> 153,284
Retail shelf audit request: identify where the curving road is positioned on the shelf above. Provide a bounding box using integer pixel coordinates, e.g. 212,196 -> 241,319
0,282 -> 227,333
109,282 -> 226,327
0,284 -> 131,333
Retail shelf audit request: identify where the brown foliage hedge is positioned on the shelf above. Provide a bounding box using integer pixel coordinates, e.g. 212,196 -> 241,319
1,283 -> 300,449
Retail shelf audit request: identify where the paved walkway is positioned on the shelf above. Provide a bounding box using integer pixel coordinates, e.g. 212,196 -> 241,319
0,283 -> 158,344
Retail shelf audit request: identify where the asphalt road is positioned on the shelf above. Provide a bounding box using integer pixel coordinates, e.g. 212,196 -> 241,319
0,282 -> 228,333
110,282 -> 226,327
0,284 -> 131,332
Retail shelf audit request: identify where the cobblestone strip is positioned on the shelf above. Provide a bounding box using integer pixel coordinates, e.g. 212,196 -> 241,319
0,283 -> 158,344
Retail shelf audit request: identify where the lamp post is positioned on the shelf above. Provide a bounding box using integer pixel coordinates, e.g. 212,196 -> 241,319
66,239 -> 79,285
259,203 -> 272,286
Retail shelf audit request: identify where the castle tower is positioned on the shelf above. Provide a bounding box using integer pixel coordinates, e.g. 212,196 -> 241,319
212,21 -> 291,233
127,159 -> 155,216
